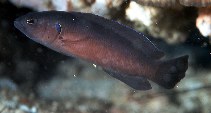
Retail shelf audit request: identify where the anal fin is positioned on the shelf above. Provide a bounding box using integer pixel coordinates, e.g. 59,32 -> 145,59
104,69 -> 152,90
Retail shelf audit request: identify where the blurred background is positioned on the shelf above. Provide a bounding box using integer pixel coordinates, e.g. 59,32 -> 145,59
0,0 -> 211,113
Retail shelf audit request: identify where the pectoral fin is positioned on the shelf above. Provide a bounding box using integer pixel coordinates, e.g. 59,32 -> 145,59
104,69 -> 152,90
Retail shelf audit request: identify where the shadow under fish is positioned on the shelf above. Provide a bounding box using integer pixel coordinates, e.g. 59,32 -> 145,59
14,11 -> 188,90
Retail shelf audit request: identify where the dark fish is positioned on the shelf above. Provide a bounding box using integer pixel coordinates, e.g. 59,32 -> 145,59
14,11 -> 188,90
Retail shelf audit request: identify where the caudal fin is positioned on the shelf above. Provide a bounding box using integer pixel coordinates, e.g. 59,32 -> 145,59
152,55 -> 189,89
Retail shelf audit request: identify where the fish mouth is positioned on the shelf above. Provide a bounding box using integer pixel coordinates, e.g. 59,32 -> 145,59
14,19 -> 25,32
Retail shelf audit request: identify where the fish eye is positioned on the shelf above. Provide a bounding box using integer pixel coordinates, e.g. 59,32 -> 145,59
55,23 -> 62,34
26,19 -> 35,24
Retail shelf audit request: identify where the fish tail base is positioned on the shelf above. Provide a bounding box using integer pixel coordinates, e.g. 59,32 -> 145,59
152,55 -> 189,89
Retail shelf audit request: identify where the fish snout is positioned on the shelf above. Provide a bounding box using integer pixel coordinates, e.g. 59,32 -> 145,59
14,18 -> 26,33
14,20 -> 19,28
14,18 -> 22,28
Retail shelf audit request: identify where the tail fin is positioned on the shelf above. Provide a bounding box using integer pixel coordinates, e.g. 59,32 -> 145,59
152,55 -> 189,89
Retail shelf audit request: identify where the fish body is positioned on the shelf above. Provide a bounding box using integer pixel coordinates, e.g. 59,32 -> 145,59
14,11 -> 188,90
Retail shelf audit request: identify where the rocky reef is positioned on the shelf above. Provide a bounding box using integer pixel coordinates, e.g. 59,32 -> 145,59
196,6 -> 211,38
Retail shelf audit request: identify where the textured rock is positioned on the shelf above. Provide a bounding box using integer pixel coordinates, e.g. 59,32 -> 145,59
126,1 -> 196,43
135,0 -> 211,7
132,0 -> 211,43
9,0 -> 125,17
196,6 -> 211,38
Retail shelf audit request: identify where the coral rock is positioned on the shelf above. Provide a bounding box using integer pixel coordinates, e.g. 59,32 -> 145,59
196,6 -> 211,37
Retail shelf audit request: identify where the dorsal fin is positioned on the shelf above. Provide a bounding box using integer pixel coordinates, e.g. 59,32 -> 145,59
74,12 -> 164,59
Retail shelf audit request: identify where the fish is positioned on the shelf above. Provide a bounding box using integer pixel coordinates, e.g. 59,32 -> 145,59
14,11 -> 188,90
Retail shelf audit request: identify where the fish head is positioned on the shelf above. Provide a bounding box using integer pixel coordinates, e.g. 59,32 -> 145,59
14,12 -> 63,46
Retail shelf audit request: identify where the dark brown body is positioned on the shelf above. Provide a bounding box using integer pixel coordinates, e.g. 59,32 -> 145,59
53,20 -> 155,78
14,11 -> 188,90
